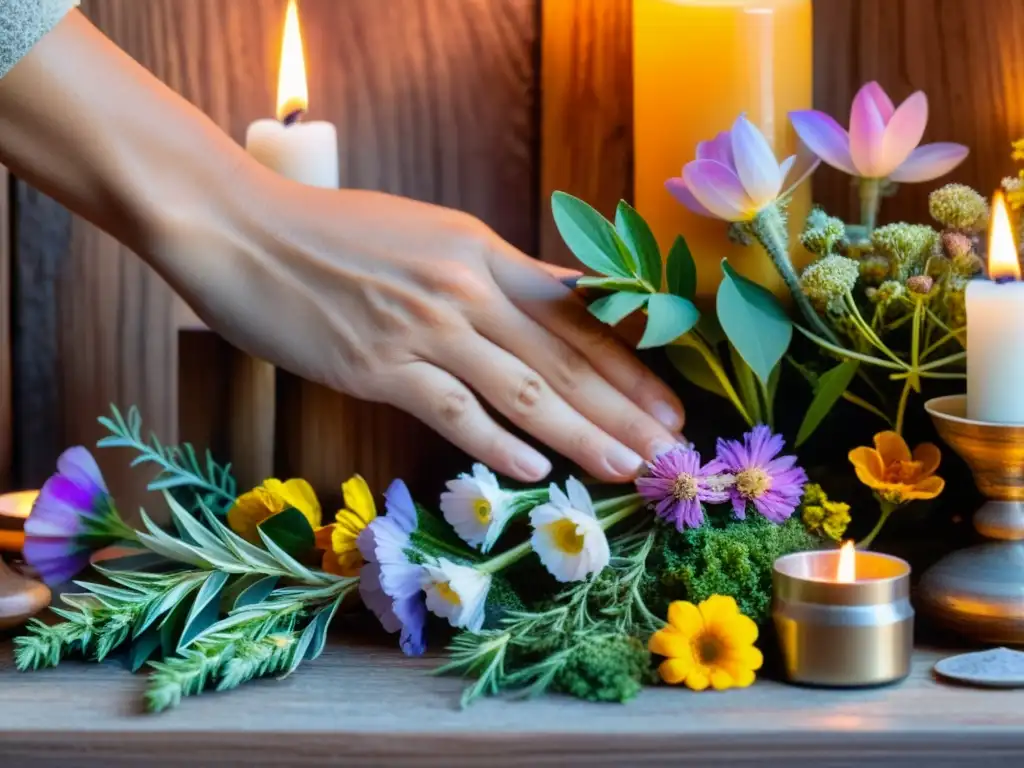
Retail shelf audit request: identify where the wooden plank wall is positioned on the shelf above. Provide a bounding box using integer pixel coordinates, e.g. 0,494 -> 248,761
9,0 -> 1024,512
0,168 -> 9,491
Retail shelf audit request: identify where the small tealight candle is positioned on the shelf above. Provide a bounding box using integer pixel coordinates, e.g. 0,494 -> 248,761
773,542 -> 913,687
0,490 -> 39,552
966,191 -> 1024,423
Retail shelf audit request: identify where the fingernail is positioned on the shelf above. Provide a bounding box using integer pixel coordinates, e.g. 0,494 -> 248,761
649,440 -> 677,460
514,451 -> 551,481
650,400 -> 683,430
605,444 -> 645,478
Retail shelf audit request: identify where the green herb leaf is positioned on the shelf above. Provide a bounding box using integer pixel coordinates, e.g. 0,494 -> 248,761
796,360 -> 859,446
639,294 -> 700,349
304,597 -> 343,662
615,200 -> 662,289
666,345 -> 728,399
258,508 -> 316,558
130,628 -> 163,672
666,235 -> 697,299
576,276 -> 644,292
233,575 -> 280,610
716,260 -> 792,385
729,345 -> 763,424
551,192 -> 633,279
178,571 -> 230,651
588,292 -> 649,326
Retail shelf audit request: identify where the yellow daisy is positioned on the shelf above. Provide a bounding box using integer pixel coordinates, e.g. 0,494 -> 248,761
649,596 -> 763,691
227,478 -> 322,543
315,475 -> 377,577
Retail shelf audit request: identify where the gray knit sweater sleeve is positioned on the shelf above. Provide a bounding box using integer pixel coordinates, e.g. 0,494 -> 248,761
1,1 -> 81,79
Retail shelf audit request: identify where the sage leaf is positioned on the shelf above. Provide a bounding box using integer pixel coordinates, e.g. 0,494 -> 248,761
305,597 -> 343,661
730,345 -> 763,424
666,345 -> 728,399
233,575 -> 280,610
666,235 -> 697,299
716,260 -> 792,385
589,292 -> 649,326
639,294 -> 700,349
551,192 -> 633,279
130,628 -> 162,672
615,200 -> 662,289
178,571 -> 230,651
796,360 -> 859,446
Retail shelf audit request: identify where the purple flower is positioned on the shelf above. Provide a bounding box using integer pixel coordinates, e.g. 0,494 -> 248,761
715,426 -> 808,524
790,82 -> 968,183
23,447 -> 133,585
636,445 -> 732,531
357,479 -> 427,656
666,114 -> 819,222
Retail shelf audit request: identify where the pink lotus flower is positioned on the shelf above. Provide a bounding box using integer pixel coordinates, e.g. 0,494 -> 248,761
666,115 -> 818,223
790,82 -> 968,183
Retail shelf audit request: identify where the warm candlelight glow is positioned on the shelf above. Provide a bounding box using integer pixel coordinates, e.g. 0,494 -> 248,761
275,0 -> 309,121
987,191 -> 1022,281
836,540 -> 856,583
0,490 -> 39,520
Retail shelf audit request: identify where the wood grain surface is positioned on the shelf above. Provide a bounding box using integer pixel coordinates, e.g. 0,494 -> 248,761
539,0 -> 633,267
0,640 -> 1022,766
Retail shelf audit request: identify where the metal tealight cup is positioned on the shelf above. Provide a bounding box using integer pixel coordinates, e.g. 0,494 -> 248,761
772,549 -> 913,687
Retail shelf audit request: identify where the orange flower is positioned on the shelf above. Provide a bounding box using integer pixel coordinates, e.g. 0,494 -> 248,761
848,431 -> 944,504
315,475 -> 377,577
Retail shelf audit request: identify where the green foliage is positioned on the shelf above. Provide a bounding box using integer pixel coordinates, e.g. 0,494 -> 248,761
615,200 -> 662,290
644,516 -> 820,625
258,507 -> 316,557
589,292 -> 649,326
97,405 -> 236,514
666,344 -> 729,399
638,294 -> 700,349
552,633 -> 655,703
716,261 -> 792,385
437,532 -> 661,707
666,235 -> 697,299
551,192 -> 634,280
796,360 -> 860,446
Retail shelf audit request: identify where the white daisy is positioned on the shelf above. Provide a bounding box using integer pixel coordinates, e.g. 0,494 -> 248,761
421,557 -> 491,632
440,464 -> 514,552
529,477 -> 610,583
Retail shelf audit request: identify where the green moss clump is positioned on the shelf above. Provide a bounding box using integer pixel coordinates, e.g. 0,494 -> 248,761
644,515 -> 821,625
552,634 -> 655,703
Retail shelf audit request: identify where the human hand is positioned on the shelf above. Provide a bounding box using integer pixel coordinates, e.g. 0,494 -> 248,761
158,173 -> 685,483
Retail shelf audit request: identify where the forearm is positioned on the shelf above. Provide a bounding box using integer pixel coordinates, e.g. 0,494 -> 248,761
0,10 -> 255,272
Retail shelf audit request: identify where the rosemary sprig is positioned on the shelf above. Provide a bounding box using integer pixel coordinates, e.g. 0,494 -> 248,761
97,405 -> 237,513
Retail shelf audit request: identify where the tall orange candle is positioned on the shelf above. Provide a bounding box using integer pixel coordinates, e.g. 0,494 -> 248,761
633,0 -> 813,299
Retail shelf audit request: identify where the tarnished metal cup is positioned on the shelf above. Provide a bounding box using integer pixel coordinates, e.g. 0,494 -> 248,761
773,550 -> 913,687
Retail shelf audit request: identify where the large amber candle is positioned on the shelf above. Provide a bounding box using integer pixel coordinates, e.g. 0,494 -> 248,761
634,0 -> 813,299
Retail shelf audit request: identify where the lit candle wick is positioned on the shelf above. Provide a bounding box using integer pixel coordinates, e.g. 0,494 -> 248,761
987,191 -> 1021,282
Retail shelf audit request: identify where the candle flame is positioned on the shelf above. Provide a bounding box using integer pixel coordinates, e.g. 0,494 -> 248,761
987,191 -> 1022,281
837,540 -> 856,583
276,0 -> 309,122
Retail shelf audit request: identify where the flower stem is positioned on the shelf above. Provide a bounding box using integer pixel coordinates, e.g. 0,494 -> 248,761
752,205 -> 841,344
477,496 -> 644,575
794,325 -> 906,370
858,501 -> 898,550
841,391 -> 893,427
673,333 -> 754,426
859,178 -> 882,236
842,292 -> 908,368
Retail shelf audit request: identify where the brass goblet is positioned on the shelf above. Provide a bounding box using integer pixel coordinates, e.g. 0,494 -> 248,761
919,395 -> 1024,644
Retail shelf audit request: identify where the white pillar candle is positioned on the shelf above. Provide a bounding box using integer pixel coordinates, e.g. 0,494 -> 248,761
244,0 -> 339,189
966,191 -> 1024,424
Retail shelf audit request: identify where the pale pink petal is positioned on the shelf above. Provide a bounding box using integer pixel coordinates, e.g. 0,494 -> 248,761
880,92 -> 928,177
781,149 -> 820,198
682,160 -> 753,222
665,177 -> 715,218
730,116 -> 783,208
789,110 -> 857,175
888,143 -> 969,183
857,81 -> 896,124
850,84 -> 889,176
779,155 -> 796,180
696,130 -> 736,171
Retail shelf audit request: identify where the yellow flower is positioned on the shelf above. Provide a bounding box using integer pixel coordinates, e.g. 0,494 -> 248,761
227,478 -> 322,543
801,483 -> 851,541
648,596 -> 763,691
314,475 -> 377,577
848,431 -> 944,505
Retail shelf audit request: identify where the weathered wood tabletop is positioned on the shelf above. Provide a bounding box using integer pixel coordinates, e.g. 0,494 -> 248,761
1,638 -> 1022,767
